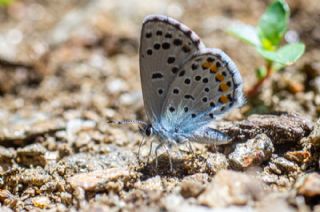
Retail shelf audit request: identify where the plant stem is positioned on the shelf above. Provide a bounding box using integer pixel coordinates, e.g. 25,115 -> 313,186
246,61 -> 273,98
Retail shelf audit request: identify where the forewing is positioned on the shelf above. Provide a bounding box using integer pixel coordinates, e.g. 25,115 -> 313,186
139,15 -> 204,123
161,48 -> 245,132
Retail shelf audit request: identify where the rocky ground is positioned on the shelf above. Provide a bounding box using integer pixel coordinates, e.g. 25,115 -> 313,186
0,0 -> 319,211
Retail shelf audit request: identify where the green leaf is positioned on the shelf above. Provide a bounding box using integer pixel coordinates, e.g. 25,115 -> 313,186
0,0 -> 13,6
257,0 -> 290,50
272,62 -> 285,72
257,43 -> 305,65
227,23 -> 261,47
256,66 -> 267,79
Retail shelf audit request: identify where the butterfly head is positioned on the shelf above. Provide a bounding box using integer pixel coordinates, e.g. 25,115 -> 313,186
139,124 -> 154,137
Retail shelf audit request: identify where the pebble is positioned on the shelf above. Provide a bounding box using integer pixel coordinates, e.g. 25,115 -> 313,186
4,167 -> 51,187
106,78 -> 128,94
134,176 -> 163,191
0,189 -> 16,207
218,113 -> 313,144
206,152 -> 229,174
31,196 -> 51,209
180,173 -> 208,198
0,146 -> 16,164
66,119 -> 96,143
54,149 -> 138,177
269,157 -> 300,175
164,193 -> 254,212
16,144 -> 47,167
229,134 -> 274,170
0,207 -> 13,212
256,192 -> 296,212
0,112 -> 65,147
296,173 -> 320,198
284,150 -> 311,165
198,170 -> 266,208
303,118 -> 320,147
68,168 -> 135,192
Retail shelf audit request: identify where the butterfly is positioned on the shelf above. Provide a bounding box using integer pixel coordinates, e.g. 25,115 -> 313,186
114,15 -> 244,169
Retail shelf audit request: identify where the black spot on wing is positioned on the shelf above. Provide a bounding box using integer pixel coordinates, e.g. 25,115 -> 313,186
158,89 -> 163,95
146,32 -> 152,38
154,43 -> 160,50
172,67 -> 179,74
162,42 -> 170,49
184,95 -> 195,100
184,78 -> 191,84
165,33 -> 172,38
167,57 -> 175,64
152,73 -> 163,79
173,39 -> 182,46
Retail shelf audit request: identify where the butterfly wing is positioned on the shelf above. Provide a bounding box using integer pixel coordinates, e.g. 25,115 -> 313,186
160,48 -> 244,143
139,15 -> 204,123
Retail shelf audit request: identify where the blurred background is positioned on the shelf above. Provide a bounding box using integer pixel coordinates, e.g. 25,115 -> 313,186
0,0 -> 319,122
0,1 -> 319,211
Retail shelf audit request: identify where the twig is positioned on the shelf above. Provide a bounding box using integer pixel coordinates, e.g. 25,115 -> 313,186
246,61 -> 273,98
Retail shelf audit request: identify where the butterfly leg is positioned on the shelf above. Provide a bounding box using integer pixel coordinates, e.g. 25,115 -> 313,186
187,141 -> 195,154
163,144 -> 173,172
146,138 -> 155,165
137,136 -> 146,162
154,143 -> 163,169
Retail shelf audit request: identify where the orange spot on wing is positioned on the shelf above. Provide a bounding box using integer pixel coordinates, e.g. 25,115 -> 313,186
219,95 -> 229,104
210,65 -> 218,73
219,83 -> 229,92
202,61 -> 212,69
215,73 -> 224,81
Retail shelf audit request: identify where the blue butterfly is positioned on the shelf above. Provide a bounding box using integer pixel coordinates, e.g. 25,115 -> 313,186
115,15 -> 244,170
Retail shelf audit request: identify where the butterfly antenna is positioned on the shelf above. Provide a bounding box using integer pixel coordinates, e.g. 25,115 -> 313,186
107,120 -> 148,126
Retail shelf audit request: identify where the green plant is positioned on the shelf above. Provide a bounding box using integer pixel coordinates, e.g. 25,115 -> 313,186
228,0 -> 305,97
0,0 -> 14,6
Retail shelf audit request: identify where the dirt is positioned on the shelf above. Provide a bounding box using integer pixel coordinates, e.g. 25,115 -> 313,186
0,0 -> 320,211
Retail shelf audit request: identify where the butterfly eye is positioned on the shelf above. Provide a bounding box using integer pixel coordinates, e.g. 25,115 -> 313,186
145,125 -> 153,136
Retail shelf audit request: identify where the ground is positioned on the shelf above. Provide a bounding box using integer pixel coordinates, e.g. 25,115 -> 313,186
0,0 -> 320,211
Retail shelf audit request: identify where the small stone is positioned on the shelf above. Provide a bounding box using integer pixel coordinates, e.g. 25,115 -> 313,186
218,113 -> 313,144
312,77 -> 320,94
59,192 -> 73,205
229,134 -> 274,170
134,176 -> 163,191
18,167 -> 51,186
106,78 -> 128,94
288,80 -> 304,94
0,147 -> 16,167
66,119 -> 96,143
119,92 -> 141,106
198,170 -> 266,207
4,167 -> 52,193
0,112 -> 65,147
55,150 -> 138,177
257,192 -> 296,212
164,193 -> 253,212
304,119 -> 320,146
68,168 -> 136,192
0,189 -> 16,207
296,173 -> 320,198
303,62 -> 320,79
206,152 -> 229,174
284,150 -> 311,164
180,173 -> 208,198
269,157 -> 299,175
0,206 -> 13,212
31,196 -> 51,209
16,144 -> 47,167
